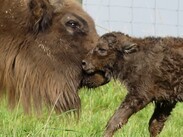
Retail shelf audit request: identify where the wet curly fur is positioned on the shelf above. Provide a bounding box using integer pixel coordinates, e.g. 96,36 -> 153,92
0,0 -> 108,115
83,32 -> 183,137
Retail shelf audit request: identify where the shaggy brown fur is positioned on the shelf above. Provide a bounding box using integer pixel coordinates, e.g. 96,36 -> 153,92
0,0 -> 108,115
82,32 -> 183,137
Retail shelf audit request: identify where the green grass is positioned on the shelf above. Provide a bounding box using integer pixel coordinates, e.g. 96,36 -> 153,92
0,81 -> 183,137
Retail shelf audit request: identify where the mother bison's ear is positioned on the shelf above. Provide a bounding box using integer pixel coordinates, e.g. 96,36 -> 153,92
28,0 -> 64,33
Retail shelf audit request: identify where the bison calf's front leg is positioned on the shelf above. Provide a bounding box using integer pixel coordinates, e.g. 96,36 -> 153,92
104,94 -> 151,137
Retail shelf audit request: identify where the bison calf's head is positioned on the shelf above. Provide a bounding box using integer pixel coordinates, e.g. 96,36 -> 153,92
82,32 -> 139,84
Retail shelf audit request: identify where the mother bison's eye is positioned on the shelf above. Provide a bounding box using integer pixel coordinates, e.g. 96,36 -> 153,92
96,47 -> 108,56
66,20 -> 80,29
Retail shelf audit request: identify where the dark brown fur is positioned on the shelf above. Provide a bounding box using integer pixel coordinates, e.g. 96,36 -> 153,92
0,0 -> 108,115
82,32 -> 183,137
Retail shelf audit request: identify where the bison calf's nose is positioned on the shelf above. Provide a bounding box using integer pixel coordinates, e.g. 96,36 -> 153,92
82,60 -> 88,72
82,60 -> 95,74
82,60 -> 87,69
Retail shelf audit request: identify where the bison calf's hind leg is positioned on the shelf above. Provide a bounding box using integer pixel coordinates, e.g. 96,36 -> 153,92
149,101 -> 177,137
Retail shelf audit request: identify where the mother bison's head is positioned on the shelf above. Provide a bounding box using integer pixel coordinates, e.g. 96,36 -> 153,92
0,0 -> 108,115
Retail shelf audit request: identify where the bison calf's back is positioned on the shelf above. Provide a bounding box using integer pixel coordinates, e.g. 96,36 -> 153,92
0,0 -> 107,115
82,32 -> 183,137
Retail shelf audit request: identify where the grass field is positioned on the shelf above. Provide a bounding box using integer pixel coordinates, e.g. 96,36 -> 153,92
0,81 -> 182,137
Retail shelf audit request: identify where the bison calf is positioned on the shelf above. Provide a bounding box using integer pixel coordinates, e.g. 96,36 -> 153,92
82,32 -> 183,137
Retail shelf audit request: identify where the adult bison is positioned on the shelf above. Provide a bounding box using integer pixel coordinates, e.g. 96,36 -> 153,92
0,0 -> 108,115
82,32 -> 183,137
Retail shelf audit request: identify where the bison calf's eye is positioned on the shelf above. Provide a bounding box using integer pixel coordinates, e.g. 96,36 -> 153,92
97,47 -> 108,56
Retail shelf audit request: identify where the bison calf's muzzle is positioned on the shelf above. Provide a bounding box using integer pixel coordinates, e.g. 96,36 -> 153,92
82,59 -> 95,74
82,58 -> 112,87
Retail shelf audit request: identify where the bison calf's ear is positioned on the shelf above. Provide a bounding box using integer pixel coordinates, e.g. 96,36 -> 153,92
28,0 -> 53,33
120,43 -> 138,54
